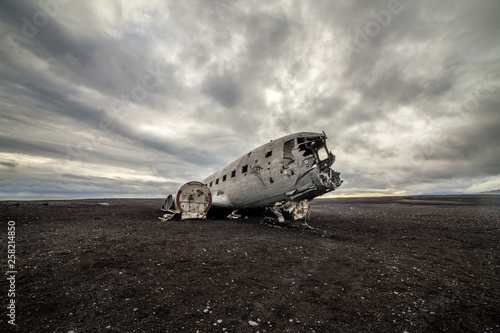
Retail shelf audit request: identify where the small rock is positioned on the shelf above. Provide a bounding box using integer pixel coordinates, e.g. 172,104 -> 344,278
249,320 -> 259,326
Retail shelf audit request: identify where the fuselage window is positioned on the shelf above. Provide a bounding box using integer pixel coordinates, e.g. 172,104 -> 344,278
242,165 -> 248,173
209,181 -> 213,187
223,175 -> 227,181
265,151 -> 272,158
231,170 -> 236,178
216,178 -> 219,185
283,139 -> 294,161
318,147 -> 330,161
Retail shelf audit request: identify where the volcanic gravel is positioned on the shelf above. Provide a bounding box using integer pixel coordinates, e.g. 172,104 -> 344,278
1,195 -> 499,332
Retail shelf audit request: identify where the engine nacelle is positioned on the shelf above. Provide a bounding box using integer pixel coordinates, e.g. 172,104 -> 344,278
161,181 -> 212,220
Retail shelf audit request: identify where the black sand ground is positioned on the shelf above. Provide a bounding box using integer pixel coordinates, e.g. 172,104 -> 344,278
1,195 -> 499,332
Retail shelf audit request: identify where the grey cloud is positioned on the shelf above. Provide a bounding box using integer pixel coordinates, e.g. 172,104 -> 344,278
0,161 -> 18,168
1,1 -> 95,66
243,13 -> 291,63
202,74 -> 242,108
1,0 -> 499,198
0,135 -> 66,159
1,172 -> 179,198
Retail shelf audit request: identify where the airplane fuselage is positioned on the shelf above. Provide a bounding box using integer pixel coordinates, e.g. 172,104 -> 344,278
202,132 -> 342,209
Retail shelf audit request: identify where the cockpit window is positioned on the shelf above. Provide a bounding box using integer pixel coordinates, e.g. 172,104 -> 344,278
297,137 -> 321,157
299,145 -> 313,157
297,136 -> 330,161
318,147 -> 329,161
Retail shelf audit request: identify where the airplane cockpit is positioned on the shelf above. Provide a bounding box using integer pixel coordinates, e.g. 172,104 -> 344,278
295,134 -> 335,172
281,133 -> 342,203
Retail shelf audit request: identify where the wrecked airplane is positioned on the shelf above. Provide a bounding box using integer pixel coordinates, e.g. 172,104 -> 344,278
160,132 -> 342,222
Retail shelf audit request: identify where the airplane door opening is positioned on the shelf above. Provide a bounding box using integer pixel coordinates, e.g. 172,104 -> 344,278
283,139 -> 294,166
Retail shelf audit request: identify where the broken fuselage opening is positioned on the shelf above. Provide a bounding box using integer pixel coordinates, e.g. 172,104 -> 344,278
284,134 -> 342,203
160,181 -> 212,220
296,135 -> 334,170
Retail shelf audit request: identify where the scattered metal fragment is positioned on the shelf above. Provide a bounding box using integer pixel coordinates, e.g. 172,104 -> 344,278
227,210 -> 241,219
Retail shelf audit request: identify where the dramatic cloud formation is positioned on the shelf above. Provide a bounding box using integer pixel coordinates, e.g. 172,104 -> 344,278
1,0 -> 499,199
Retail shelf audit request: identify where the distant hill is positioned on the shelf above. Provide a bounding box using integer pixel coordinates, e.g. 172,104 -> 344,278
422,192 -> 466,195
481,189 -> 500,194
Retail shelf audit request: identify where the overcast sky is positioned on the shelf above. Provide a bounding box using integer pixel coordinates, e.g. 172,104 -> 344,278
1,0 -> 499,199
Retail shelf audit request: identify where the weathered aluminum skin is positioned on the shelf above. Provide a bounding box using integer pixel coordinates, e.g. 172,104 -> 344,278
202,132 -> 342,209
